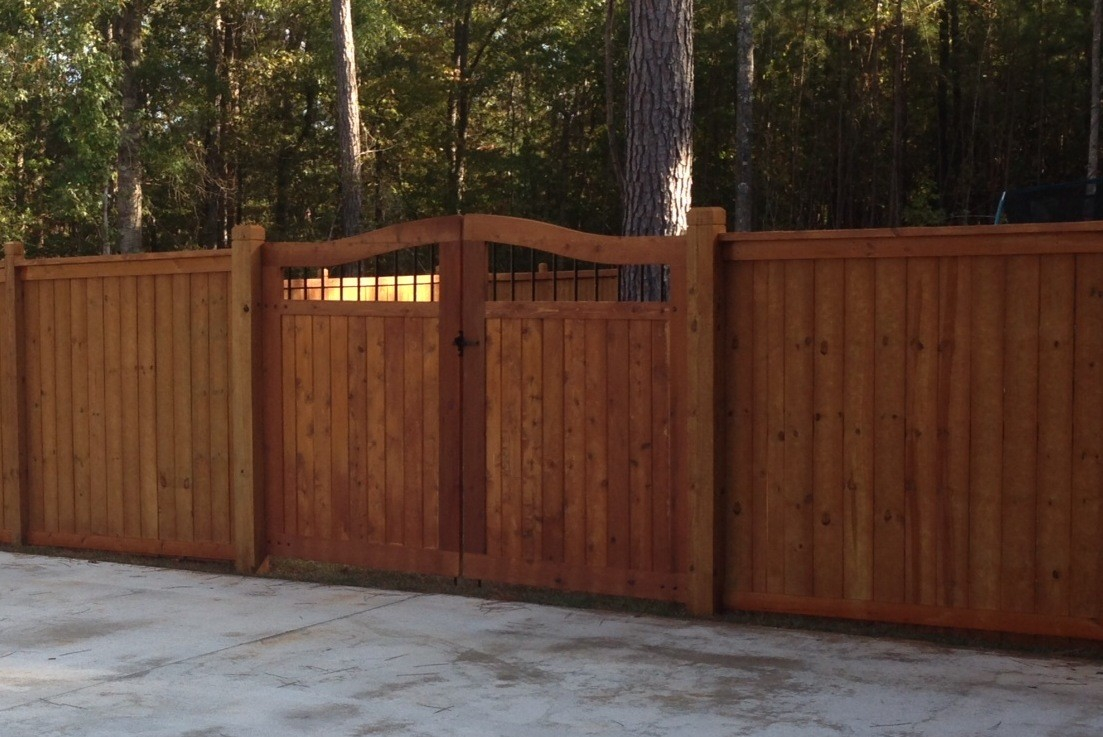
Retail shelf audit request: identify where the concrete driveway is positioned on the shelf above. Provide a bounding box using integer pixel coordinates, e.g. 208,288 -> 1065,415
0,551 -> 1100,736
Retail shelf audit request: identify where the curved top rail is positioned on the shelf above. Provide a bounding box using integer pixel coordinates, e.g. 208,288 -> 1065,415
264,215 -> 462,267
462,215 -> 684,265
264,214 -> 686,268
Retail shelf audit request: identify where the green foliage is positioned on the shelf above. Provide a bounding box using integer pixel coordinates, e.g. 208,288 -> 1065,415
0,0 -> 1097,252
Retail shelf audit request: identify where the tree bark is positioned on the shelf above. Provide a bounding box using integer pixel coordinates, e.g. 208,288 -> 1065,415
1090,0 -> 1101,180
887,0 -> 905,227
734,0 -> 754,232
447,3 -> 472,214
116,0 -> 144,254
620,0 -> 693,301
331,0 -> 363,236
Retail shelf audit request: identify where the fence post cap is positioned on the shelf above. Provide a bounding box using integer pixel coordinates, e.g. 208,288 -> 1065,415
3,242 -> 25,258
231,223 -> 266,242
687,207 -> 727,227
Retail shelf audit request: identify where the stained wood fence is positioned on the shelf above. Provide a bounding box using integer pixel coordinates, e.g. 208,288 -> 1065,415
1,216 -> 1102,643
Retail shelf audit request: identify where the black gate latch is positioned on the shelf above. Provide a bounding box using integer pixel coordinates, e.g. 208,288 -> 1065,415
453,330 -> 479,356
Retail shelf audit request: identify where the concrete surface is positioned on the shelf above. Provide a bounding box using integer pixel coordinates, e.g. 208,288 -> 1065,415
0,551 -> 1100,737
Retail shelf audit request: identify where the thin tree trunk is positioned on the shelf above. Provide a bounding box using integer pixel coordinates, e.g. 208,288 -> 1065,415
331,0 -> 363,236
888,0 -> 905,227
448,2 -> 472,214
734,0 -> 754,232
604,0 -> 625,202
116,0 -> 144,254
1090,0 -> 1101,179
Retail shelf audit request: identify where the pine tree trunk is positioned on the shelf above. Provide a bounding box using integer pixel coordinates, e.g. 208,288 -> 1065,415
734,0 -> 754,232
331,0 -> 363,236
888,0 -> 905,227
621,0 -> 693,301
116,0 -> 144,254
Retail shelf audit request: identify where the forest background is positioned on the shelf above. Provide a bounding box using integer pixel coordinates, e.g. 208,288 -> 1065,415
0,0 -> 1095,256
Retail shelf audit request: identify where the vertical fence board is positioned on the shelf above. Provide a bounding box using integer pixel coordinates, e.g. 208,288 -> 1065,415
293,314 -> 315,539
280,317 -> 298,538
500,319 -> 524,561
765,261 -> 786,593
905,259 -> 939,606
521,318 -> 545,563
725,263 -> 755,595
783,261 -> 815,596
118,278 -> 141,538
383,317 -> 405,545
1071,254 -> 1103,619
541,319 -> 566,563
421,317 -> 440,549
85,278 -> 108,536
190,275 -> 212,542
364,317 -> 386,544
584,320 -> 609,569
153,276 -> 176,540
562,319 -> 586,567
208,273 -> 231,544
171,275 -> 194,542
484,318 -> 503,557
347,317 -> 369,540
330,316 -> 351,542
812,260 -> 844,599
24,283 -> 43,533
937,258 -> 972,609
873,260 -> 907,603
102,278 -> 124,538
1001,256 -> 1040,614
629,319 -> 654,572
70,279 -> 91,534
968,258 -> 1005,610
54,280 -> 75,534
38,284 -> 58,534
1035,255 -> 1075,617
401,316 -> 424,549
606,319 -> 631,571
311,316 -> 333,543
651,320 -> 674,574
750,263 -> 770,591
136,277 -> 158,539
842,260 -> 875,600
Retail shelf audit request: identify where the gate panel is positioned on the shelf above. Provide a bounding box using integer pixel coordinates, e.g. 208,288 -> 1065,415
262,219 -> 462,576
458,217 -> 689,602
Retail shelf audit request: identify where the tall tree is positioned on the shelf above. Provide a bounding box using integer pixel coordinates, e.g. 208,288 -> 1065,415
332,0 -> 363,236
734,0 -> 754,231
1091,0 -> 1101,180
621,0 -> 693,301
116,0 -> 144,253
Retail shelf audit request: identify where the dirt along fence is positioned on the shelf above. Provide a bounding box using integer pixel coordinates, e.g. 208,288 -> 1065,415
1,215 -> 1101,642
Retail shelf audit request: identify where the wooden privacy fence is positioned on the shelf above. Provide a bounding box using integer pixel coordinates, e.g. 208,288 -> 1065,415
1,215 -> 1102,642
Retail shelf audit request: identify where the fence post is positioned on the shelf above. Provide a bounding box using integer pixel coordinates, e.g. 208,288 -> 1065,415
685,208 -> 726,616
231,224 -> 266,572
1,242 -> 27,546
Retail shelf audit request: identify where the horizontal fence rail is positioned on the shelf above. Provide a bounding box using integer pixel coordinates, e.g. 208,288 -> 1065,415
1,217 -> 1101,643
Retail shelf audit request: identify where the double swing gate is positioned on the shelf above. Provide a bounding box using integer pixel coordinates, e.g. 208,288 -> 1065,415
259,215 -> 696,602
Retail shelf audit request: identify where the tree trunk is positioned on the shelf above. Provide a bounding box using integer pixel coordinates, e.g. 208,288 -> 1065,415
331,0 -> 363,236
1090,0 -> 1101,180
448,3 -> 472,214
887,0 -> 905,227
734,0 -> 754,232
116,0 -> 144,254
604,0 -> 624,203
620,0 -> 693,301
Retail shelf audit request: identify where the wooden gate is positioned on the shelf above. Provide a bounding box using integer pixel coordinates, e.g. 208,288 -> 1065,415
259,215 -> 693,601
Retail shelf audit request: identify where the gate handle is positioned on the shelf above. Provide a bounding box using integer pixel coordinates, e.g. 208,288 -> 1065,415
453,330 -> 479,356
